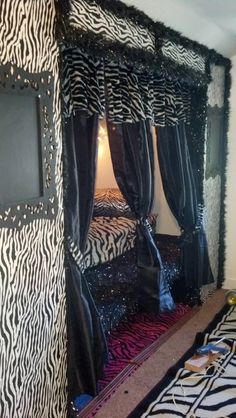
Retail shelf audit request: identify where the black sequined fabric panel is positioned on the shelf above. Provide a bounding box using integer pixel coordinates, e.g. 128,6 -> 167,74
155,234 -> 182,289
85,249 -> 139,334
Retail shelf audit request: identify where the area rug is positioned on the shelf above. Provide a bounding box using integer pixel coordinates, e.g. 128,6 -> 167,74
129,304 -> 236,418
73,303 -> 193,417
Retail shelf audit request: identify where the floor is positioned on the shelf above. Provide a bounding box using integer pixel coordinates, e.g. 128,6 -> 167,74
95,289 -> 226,418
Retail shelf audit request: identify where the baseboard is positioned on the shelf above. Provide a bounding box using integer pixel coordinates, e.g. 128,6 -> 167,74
223,278 -> 236,290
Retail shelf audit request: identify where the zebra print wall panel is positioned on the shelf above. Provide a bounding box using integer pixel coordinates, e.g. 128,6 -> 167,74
68,0 -> 156,53
0,1 -> 67,418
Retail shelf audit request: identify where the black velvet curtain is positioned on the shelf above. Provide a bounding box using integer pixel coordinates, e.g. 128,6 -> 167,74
107,119 -> 175,313
64,111 -> 107,398
157,122 -> 214,299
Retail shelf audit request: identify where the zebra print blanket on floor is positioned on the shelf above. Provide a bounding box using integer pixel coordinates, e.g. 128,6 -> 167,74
129,305 -> 236,418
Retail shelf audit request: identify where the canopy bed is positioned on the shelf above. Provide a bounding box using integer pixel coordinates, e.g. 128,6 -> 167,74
57,0 -> 231,408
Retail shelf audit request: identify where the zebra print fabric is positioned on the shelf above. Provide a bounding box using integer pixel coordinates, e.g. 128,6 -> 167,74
62,47 -> 191,126
69,0 -> 155,53
80,215 -> 157,270
63,0 -> 206,75
67,216 -> 137,272
162,39 -> 206,73
62,46 -> 105,118
135,306 -> 236,418
0,1 -> 67,418
93,188 -> 134,218
84,217 -> 139,269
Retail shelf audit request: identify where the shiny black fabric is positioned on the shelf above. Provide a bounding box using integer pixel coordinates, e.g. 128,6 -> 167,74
107,119 -> 175,313
157,122 -> 214,294
64,111 -> 107,398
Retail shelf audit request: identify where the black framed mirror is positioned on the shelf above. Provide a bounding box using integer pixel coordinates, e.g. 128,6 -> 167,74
0,64 -> 57,228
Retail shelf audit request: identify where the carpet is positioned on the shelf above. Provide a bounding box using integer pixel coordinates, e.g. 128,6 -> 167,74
73,304 -> 191,417
129,304 -> 236,418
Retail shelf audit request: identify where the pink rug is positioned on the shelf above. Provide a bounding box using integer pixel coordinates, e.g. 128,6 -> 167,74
74,303 -> 191,417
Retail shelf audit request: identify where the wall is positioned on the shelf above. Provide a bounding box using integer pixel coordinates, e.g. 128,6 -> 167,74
96,121 -> 117,189
225,55 -> 236,289
153,131 -> 180,235
0,2 -> 67,418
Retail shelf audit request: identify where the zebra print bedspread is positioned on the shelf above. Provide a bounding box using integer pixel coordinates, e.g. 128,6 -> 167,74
84,215 -> 157,269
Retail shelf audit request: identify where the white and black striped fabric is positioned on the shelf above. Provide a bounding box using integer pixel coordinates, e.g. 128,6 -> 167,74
133,306 -> 236,418
162,39 -> 206,74
64,0 -> 206,74
62,47 -> 105,118
69,214 -> 157,270
0,1 -> 67,418
67,187 -> 157,271
67,216 -> 136,272
62,47 -> 191,126
69,0 -> 155,53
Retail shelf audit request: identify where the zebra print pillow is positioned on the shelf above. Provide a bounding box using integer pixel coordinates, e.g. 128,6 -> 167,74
93,188 -> 134,218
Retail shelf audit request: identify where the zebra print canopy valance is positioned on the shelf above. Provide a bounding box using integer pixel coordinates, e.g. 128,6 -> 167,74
58,0 -> 230,88
62,48 -> 190,126
58,0 -> 207,81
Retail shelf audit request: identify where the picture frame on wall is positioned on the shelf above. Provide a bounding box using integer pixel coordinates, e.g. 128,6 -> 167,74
0,64 -> 57,228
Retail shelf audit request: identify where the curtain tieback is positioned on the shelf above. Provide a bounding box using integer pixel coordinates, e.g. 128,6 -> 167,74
138,217 -> 153,234
67,236 -> 86,273
181,224 -> 202,243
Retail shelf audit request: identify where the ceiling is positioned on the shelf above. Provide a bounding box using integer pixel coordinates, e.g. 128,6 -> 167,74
179,0 -> 236,34
124,0 -> 236,57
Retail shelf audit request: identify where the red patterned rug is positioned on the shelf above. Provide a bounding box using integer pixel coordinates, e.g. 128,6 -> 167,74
73,304 -> 192,417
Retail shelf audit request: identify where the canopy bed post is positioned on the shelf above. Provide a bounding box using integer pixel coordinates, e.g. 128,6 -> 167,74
157,122 -> 214,303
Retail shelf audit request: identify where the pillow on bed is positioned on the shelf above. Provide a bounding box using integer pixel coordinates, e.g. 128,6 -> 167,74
93,188 -> 134,218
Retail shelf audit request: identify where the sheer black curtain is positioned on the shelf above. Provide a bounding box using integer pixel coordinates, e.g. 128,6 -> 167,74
157,121 -> 214,301
64,111 -> 107,398
107,119 -> 175,313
